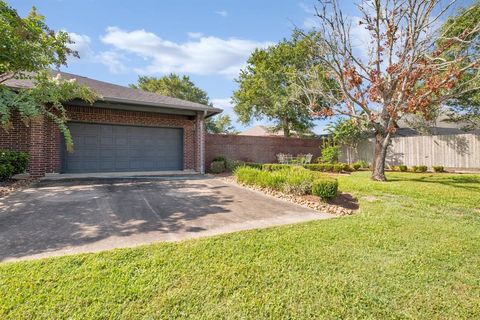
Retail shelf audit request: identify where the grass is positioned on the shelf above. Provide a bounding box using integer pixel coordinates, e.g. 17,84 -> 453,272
1,172 -> 479,319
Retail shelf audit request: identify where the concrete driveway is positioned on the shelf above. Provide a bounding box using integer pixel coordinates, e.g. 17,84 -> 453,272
0,176 -> 333,262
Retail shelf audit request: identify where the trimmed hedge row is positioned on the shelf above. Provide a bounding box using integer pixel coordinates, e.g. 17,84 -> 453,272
235,166 -> 338,200
0,150 -> 29,180
390,165 -> 445,173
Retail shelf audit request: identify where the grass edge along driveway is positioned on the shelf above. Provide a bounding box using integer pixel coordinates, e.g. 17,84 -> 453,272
1,172 -> 479,319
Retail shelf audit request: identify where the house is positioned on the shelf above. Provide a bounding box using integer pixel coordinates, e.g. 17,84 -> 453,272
1,71 -> 222,177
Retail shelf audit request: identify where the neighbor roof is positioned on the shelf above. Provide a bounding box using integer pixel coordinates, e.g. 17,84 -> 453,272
4,71 -> 222,116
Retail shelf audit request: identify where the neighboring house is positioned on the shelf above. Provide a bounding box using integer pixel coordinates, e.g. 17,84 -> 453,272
1,71 -> 221,177
396,114 -> 480,136
239,125 -> 315,138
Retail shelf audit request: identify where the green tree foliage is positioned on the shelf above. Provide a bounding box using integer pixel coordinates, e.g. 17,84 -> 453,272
0,1 -> 99,151
131,74 -> 210,105
441,1 -> 480,130
205,114 -> 237,134
232,35 -> 330,137
326,118 -> 371,163
131,73 -> 236,134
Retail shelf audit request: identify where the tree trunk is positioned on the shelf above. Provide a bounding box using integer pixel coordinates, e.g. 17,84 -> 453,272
371,130 -> 391,181
283,121 -> 290,137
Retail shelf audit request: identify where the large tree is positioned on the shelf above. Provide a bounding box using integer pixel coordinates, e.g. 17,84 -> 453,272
299,0 -> 479,181
442,1 -> 480,130
0,1 -> 98,150
131,74 -> 236,134
232,35 -> 331,137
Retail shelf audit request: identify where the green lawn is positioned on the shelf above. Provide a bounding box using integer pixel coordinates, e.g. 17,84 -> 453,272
1,172 -> 479,319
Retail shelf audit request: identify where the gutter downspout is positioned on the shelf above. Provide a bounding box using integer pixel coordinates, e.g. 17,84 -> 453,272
199,110 -> 207,174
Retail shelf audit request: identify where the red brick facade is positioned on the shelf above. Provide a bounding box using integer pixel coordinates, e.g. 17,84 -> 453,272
0,106 -> 203,177
205,134 -> 323,167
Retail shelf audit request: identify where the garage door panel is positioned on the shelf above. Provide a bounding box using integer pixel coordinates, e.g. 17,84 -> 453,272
62,123 -> 184,173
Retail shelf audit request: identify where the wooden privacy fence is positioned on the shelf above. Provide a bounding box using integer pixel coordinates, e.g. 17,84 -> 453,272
340,133 -> 480,169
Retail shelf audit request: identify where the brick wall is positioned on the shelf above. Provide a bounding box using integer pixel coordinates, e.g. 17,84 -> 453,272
0,106 -> 201,177
205,134 -> 323,167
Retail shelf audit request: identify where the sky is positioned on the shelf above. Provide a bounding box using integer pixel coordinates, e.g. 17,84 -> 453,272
9,0 -> 472,133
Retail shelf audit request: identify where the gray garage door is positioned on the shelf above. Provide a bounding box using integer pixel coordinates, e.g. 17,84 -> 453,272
61,122 -> 183,173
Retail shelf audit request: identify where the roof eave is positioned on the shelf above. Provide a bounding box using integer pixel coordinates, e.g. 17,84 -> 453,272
100,96 -> 222,116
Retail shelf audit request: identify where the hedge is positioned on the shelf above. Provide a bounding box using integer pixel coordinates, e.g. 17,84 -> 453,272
0,150 -> 29,180
235,166 -> 339,199
312,178 -> 338,200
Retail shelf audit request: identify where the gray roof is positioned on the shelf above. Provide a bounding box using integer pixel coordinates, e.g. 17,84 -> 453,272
4,71 -> 222,116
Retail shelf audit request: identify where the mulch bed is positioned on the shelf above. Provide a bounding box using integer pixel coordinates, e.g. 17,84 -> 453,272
0,179 -> 35,199
219,175 -> 358,216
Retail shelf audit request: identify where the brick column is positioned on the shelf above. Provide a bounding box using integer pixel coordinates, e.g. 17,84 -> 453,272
27,117 -> 46,177
195,112 -> 205,174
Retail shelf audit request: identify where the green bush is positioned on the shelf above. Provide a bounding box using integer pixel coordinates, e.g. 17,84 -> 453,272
333,164 -> 344,173
225,159 -> 245,172
281,167 -> 315,195
212,155 -> 227,163
0,150 -> 29,180
433,165 -> 445,173
304,164 -> 329,172
355,160 -> 369,168
262,164 -> 292,171
235,166 -> 261,185
352,163 -> 361,171
312,178 -> 338,200
412,165 -> 428,173
234,166 -> 339,198
210,161 -> 226,174
244,162 -> 263,170
320,145 -> 341,164
399,165 -> 408,172
258,171 -> 286,189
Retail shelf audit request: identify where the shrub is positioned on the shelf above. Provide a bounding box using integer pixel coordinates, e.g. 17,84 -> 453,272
399,165 -> 408,172
225,159 -> 245,172
212,155 -> 227,163
320,145 -> 341,164
280,167 -> 315,195
244,162 -> 263,170
333,164 -> 344,173
235,166 -> 261,185
312,178 -> 338,200
356,160 -> 369,168
210,161 -> 226,174
304,164 -> 328,172
262,164 -> 292,171
234,165 -> 340,197
433,165 -> 445,173
352,163 -> 361,171
0,150 -> 29,180
418,165 -> 428,172
412,165 -> 427,173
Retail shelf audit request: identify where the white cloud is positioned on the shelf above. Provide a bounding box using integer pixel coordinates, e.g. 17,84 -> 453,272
187,32 -> 204,39
300,3 -> 320,29
68,32 -> 94,59
100,26 -> 272,78
96,51 -> 129,74
349,17 -> 371,61
67,31 -> 129,74
215,10 -> 228,17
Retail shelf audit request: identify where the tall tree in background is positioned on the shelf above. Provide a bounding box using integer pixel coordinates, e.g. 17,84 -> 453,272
232,35 -> 331,137
0,0 -> 98,150
326,118 -> 371,164
442,1 -> 480,130
299,0 -> 479,181
131,74 -> 236,134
